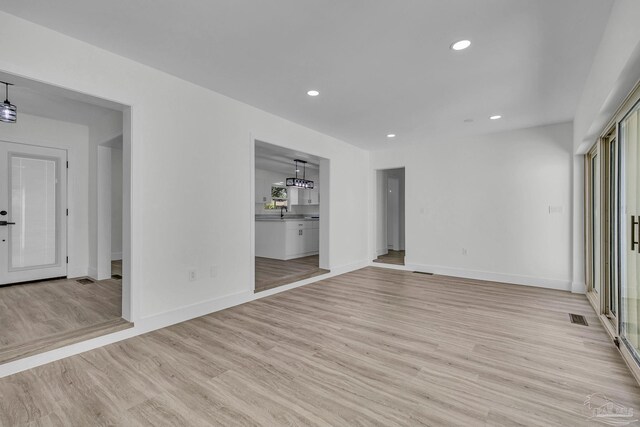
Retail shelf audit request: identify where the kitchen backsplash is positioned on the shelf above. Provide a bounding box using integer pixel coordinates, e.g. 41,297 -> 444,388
255,203 -> 319,216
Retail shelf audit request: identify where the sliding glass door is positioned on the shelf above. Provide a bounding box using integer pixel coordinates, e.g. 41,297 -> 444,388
586,83 -> 640,377
621,101 -> 640,362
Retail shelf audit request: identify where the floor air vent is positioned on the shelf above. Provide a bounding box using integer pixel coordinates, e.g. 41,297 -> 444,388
413,271 -> 434,275
76,278 -> 95,285
569,313 -> 589,326
111,274 -> 122,280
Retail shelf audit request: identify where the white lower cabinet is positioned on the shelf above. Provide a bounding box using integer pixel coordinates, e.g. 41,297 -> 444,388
285,221 -> 305,258
256,220 -> 319,260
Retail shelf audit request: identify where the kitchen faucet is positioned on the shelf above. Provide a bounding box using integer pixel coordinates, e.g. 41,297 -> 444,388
280,206 -> 288,218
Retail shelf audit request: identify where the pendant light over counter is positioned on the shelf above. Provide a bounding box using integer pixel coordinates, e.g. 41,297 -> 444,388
286,159 -> 314,189
0,82 -> 16,124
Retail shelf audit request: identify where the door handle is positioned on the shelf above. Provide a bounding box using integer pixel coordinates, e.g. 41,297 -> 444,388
0,221 -> 15,226
632,215 -> 639,252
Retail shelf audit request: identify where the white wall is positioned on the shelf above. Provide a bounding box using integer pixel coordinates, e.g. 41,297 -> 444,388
87,111 -> 122,278
370,122 -> 573,290
0,12 -> 369,324
375,170 -> 388,256
111,147 -> 123,260
0,113 -> 89,278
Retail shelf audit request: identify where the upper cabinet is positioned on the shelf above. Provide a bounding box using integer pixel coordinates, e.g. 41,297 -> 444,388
289,181 -> 319,205
255,168 -> 320,206
255,169 -> 272,204
307,186 -> 320,205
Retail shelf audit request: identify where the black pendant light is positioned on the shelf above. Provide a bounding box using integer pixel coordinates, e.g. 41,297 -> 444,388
0,82 -> 16,124
286,159 -> 314,189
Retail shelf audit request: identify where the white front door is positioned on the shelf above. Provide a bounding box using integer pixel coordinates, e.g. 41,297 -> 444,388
0,141 -> 67,285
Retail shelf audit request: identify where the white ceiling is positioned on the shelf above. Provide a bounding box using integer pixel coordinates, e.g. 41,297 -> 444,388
0,1 -> 613,149
255,140 -> 320,176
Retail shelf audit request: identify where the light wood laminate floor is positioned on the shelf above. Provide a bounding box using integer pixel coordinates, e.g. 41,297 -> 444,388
2,266 -> 639,426
0,261 -> 129,364
373,249 -> 405,265
255,255 -> 328,292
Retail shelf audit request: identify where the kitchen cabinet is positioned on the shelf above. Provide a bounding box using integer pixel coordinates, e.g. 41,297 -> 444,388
307,187 -> 319,205
255,219 -> 319,260
255,170 -> 272,204
304,224 -> 319,253
289,184 -> 320,206
285,221 -> 306,258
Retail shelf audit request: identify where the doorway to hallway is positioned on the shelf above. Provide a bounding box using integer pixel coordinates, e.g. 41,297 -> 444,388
374,168 -> 405,266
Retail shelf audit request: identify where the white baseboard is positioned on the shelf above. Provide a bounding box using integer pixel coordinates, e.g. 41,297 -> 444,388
369,261 -> 413,271
87,267 -> 98,280
111,252 -> 123,260
376,248 -> 388,256
571,282 -> 587,294
136,290 -> 253,333
66,267 -> 88,279
330,260 -> 369,275
0,259 -> 370,379
405,262 -> 572,291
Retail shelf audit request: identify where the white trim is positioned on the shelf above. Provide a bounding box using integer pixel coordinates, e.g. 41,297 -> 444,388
136,289 -> 252,333
369,261 -> 413,272
0,259 -> 368,379
326,260 -> 369,276
87,267 -> 98,279
404,262 -> 572,291
376,248 -> 389,256
571,281 -> 587,294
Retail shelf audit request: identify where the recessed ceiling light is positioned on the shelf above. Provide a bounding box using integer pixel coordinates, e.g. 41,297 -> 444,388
451,40 -> 471,51
387,134 -> 396,138
307,90 -> 320,97
489,115 -> 502,120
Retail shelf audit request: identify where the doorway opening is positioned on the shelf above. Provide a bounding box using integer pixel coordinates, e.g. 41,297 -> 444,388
374,168 -> 405,266
253,140 -> 329,292
0,72 -> 132,364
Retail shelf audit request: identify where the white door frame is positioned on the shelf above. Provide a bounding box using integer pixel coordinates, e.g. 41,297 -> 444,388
249,135 -> 331,291
373,167 -> 406,260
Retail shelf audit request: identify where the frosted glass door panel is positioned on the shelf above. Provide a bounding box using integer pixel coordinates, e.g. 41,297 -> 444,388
10,156 -> 58,269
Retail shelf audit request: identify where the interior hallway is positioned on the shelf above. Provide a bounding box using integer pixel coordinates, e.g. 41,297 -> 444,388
1,266 -> 637,426
373,250 -> 405,266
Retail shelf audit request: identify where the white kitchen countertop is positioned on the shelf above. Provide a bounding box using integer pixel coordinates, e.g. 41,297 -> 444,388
255,216 -> 319,222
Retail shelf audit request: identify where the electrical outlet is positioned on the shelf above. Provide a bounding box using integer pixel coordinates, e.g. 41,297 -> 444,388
462,248 -> 467,256
188,270 -> 197,281
210,265 -> 217,278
